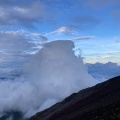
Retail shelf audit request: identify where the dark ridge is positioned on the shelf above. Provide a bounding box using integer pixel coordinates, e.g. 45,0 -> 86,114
0,111 -> 24,120
29,76 -> 120,120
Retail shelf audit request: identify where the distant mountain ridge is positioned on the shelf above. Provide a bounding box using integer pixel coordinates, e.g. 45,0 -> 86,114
29,76 -> 120,120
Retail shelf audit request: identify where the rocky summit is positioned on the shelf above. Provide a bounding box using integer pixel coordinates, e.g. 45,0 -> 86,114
29,76 -> 120,120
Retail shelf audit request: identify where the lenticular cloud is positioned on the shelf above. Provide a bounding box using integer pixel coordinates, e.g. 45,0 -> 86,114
0,40 -> 98,118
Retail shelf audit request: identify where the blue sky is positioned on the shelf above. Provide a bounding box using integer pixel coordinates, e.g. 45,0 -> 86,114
0,0 -> 120,68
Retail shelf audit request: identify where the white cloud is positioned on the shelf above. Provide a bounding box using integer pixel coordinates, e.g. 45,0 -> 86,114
45,26 -> 78,36
0,40 -> 98,119
55,26 -> 77,34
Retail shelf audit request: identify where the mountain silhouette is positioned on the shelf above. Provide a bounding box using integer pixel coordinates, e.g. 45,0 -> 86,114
29,76 -> 120,120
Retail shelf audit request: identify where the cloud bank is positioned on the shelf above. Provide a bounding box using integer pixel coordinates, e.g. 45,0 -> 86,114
87,62 -> 120,81
0,31 -> 47,68
0,1 -> 47,28
0,40 -> 98,119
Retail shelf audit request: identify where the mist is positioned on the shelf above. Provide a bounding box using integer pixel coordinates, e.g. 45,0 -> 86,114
0,40 -> 98,119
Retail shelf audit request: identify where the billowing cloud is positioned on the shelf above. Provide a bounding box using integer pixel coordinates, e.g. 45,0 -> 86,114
0,40 -> 98,119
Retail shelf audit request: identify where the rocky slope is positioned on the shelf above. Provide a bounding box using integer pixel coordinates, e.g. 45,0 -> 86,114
29,76 -> 120,120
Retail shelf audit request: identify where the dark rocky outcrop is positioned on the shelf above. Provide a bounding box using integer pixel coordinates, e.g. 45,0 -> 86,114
29,76 -> 120,120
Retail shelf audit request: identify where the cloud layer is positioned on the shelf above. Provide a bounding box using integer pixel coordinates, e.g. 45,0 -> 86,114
0,0 -> 47,28
0,31 -> 47,68
87,62 -> 120,81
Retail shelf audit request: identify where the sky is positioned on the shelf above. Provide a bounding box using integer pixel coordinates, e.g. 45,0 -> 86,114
0,0 -> 120,69
0,1 -> 120,118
